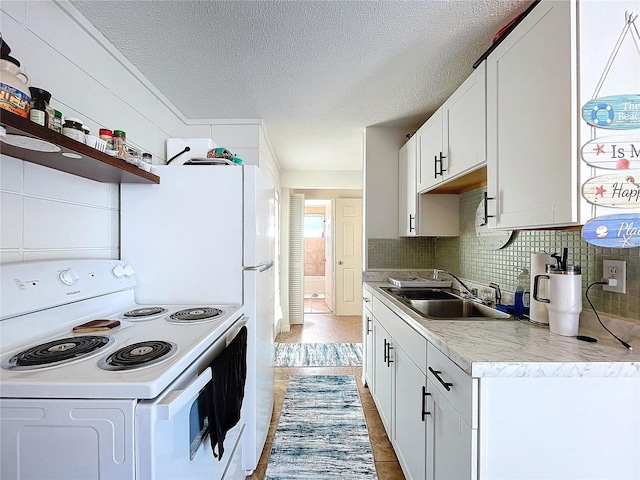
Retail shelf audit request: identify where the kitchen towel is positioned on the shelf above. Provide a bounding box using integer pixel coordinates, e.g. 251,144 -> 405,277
265,375 -> 377,480
530,252 -> 554,325
206,325 -> 247,460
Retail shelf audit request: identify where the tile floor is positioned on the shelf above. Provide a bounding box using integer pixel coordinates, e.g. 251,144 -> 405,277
246,303 -> 405,480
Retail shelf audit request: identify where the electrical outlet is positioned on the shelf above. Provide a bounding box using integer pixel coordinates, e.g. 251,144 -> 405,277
603,260 -> 626,294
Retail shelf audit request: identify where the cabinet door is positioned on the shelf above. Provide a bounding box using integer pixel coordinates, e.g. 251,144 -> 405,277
372,320 -> 394,436
362,300 -> 374,387
426,379 -> 475,480
486,0 -> 577,229
417,108 -> 443,193
442,62 -> 486,180
393,346 -> 427,480
399,137 -> 418,236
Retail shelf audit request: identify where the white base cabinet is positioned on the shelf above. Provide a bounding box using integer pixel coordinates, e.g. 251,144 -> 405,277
362,286 -> 374,387
366,286 -> 640,480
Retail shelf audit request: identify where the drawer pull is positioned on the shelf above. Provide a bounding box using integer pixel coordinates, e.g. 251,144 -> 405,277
383,339 -> 389,363
421,386 -> 431,420
429,366 -> 453,391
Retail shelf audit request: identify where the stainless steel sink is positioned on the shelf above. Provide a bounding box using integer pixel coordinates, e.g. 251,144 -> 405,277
405,299 -> 511,319
381,287 -> 511,320
381,287 -> 459,301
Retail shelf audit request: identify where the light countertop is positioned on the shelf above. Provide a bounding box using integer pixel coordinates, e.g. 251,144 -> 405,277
365,281 -> 640,378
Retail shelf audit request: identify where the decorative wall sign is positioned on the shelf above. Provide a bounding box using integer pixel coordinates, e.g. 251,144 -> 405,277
582,213 -> 640,248
582,94 -> 640,130
581,135 -> 640,169
582,172 -> 640,207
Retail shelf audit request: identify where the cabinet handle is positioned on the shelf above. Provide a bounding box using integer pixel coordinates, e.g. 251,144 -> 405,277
421,385 -> 431,420
363,297 -> 371,303
483,191 -> 495,222
433,154 -> 439,179
366,316 -> 373,334
437,152 -> 447,176
387,343 -> 394,366
428,367 -> 453,391
409,214 -> 415,232
383,339 -> 389,363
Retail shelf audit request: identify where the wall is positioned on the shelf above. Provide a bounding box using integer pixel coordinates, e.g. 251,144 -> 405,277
367,187 -> 639,321
0,1 -> 192,263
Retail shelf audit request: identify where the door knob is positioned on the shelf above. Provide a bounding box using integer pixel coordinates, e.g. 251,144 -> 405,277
338,261 -> 343,265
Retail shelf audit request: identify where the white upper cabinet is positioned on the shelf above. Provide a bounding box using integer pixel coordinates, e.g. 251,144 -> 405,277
417,63 -> 487,195
399,136 -> 418,236
417,108 -> 444,193
486,0 -> 577,229
441,62 -> 487,182
400,135 -> 460,237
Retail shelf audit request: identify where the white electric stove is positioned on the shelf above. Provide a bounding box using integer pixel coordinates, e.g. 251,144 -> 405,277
0,259 -> 248,480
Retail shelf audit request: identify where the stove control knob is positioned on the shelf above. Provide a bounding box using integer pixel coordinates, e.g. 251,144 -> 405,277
59,269 -> 80,286
123,265 -> 135,277
112,264 -> 126,278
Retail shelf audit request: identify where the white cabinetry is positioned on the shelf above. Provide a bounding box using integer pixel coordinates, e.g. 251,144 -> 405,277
417,108 -> 444,193
371,297 -> 428,480
486,0 -> 577,229
417,62 -> 487,196
372,318 -> 394,434
399,135 -> 460,237
426,343 -> 477,480
399,136 -> 419,236
441,62 -> 487,183
362,286 -> 374,387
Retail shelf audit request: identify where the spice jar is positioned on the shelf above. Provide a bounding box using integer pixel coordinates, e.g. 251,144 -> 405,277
62,117 -> 85,143
28,87 -> 51,127
99,129 -> 114,150
113,129 -> 126,159
52,110 -> 62,133
0,54 -> 31,118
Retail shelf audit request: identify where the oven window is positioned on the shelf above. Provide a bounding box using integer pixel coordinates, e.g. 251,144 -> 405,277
189,390 -> 209,459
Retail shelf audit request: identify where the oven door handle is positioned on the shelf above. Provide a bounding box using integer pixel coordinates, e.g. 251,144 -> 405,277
156,367 -> 212,420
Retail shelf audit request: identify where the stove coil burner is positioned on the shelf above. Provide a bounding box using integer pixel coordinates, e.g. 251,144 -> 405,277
168,307 -> 224,324
123,307 -> 168,319
99,340 -> 177,371
3,336 -> 113,370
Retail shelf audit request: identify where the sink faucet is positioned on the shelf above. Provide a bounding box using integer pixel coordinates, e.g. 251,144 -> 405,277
488,282 -> 502,305
433,269 -> 478,299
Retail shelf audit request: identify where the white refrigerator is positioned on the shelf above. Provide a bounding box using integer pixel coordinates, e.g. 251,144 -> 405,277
120,164 -> 275,475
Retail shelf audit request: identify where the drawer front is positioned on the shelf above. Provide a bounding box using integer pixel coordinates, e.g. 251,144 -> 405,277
427,343 -> 475,426
374,297 -> 427,373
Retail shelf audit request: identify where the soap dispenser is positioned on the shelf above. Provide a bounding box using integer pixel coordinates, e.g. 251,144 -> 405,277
514,268 -> 530,317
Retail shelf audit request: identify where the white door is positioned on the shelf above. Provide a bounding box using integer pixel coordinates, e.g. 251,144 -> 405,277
334,198 -> 362,316
323,200 -> 334,312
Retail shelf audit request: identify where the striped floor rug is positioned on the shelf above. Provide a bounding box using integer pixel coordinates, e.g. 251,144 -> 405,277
273,343 -> 362,367
265,375 -> 377,480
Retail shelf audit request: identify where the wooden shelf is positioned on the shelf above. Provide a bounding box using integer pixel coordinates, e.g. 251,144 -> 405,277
0,110 -> 159,184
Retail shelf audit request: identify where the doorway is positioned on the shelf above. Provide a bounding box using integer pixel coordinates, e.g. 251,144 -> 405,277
303,199 -> 332,315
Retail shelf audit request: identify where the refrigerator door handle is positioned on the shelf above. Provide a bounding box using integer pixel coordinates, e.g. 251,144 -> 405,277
243,260 -> 274,273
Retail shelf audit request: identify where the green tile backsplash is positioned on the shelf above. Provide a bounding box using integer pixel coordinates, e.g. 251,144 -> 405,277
368,188 -> 639,320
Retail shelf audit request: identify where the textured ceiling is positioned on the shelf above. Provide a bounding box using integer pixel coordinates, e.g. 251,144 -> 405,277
70,0 -> 531,172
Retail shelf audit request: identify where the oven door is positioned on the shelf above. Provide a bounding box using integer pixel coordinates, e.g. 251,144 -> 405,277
135,317 -> 247,480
